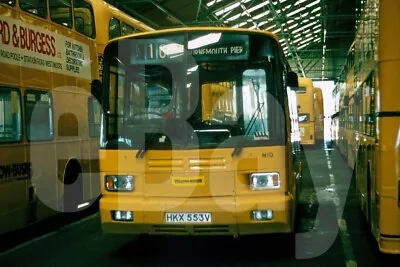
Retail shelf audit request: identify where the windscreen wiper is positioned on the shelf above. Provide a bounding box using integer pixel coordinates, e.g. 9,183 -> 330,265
135,131 -> 160,158
231,102 -> 264,157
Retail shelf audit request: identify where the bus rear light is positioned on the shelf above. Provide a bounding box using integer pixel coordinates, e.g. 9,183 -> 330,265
252,210 -> 274,221
105,175 -> 134,192
112,210 -> 133,221
250,172 -> 280,190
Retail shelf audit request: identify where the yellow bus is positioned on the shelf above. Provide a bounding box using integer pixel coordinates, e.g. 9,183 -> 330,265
295,77 -> 315,147
0,0 -> 101,235
98,27 -> 302,238
289,89 -> 301,153
334,0 -> 400,254
313,87 -> 324,146
88,0 -> 154,76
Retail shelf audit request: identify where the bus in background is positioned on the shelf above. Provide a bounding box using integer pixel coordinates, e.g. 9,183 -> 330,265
333,0 -> 400,254
289,88 -> 301,153
98,27 -> 302,239
313,87 -> 324,147
88,0 -> 154,77
295,77 -> 315,147
0,0 -> 101,235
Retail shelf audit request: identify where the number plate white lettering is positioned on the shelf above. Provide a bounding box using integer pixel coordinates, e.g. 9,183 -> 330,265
165,212 -> 212,223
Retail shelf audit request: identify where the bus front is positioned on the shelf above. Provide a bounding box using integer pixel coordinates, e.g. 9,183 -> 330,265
296,77 -> 315,146
99,29 -> 299,236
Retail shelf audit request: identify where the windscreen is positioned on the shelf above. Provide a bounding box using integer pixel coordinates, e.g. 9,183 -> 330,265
101,31 -> 286,150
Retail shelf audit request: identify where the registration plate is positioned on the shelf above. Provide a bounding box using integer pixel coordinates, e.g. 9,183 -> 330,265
165,212 -> 212,223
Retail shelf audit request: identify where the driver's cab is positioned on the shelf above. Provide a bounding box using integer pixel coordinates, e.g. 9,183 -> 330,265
146,84 -> 173,118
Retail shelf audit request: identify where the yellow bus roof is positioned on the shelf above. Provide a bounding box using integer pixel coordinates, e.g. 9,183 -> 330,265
108,26 -> 279,44
298,77 -> 313,88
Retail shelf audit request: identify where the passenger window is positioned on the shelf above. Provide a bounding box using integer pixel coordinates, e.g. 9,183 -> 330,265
88,96 -> 102,137
20,0 -> 47,18
49,0 -> 73,28
73,0 -> 95,38
122,23 -> 136,36
24,91 -> 54,141
0,88 -> 22,143
1,0 -> 15,6
109,17 -> 121,39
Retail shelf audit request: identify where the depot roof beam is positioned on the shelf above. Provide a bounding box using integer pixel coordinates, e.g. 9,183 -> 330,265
266,1 -> 305,76
150,0 -> 186,26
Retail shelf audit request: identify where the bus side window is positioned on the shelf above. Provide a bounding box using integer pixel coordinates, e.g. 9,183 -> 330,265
20,0 -> 47,18
49,0 -> 73,28
122,23 -> 136,36
73,0 -> 95,38
0,88 -> 22,143
24,90 -> 54,141
109,17 -> 121,39
88,96 -> 102,137
1,0 -> 16,6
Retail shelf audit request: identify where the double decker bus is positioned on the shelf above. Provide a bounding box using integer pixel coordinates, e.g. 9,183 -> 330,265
295,77 -> 315,147
333,0 -> 400,254
98,27 -> 301,238
0,0 -> 102,235
89,0 -> 154,77
313,87 -> 324,146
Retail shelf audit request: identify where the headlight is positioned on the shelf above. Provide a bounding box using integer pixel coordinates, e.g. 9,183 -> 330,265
299,113 -> 310,122
250,172 -> 280,190
105,175 -> 134,191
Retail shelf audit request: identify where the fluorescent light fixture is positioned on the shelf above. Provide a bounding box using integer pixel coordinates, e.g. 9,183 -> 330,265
188,33 -> 222,49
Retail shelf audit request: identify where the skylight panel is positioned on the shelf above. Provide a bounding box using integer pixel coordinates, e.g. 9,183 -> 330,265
257,20 -> 269,27
287,7 -> 306,17
292,21 -> 318,34
246,1 -> 269,14
265,24 -> 276,31
215,2 -> 241,16
252,10 -> 270,20
311,6 -> 322,13
295,0 -> 309,6
207,0 -> 223,7
272,28 -> 280,34
306,0 -> 321,8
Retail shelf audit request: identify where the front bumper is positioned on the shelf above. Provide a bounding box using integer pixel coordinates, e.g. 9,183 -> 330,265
100,194 -> 295,236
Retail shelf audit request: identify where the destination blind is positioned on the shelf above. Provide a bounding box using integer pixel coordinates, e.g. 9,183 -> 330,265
128,33 -> 249,64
